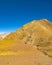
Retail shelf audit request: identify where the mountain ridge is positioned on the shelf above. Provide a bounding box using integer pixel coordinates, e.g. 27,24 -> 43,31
0,19 -> 52,65
3,19 -> 52,57
4,19 -> 52,39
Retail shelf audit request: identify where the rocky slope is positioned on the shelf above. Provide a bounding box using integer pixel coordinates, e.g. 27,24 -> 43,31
0,19 -> 51,65
4,19 -> 52,45
4,19 -> 52,57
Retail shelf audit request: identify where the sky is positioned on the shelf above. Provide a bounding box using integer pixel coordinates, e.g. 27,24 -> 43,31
0,0 -> 52,33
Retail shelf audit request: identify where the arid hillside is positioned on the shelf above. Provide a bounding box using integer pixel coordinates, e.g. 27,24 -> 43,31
5,19 -> 52,40
4,19 -> 52,56
0,19 -> 52,65
0,36 -> 2,40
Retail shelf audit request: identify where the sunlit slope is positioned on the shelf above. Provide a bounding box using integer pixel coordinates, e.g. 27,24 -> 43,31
0,19 -> 51,57
0,36 -> 2,40
0,46 -> 52,65
0,39 -> 35,56
5,19 -> 52,40
0,39 -> 52,65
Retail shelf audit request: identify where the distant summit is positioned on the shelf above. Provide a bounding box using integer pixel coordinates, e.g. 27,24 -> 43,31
0,33 -> 9,39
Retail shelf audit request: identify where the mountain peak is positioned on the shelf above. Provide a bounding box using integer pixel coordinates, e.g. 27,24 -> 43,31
30,19 -> 49,23
40,19 -> 50,22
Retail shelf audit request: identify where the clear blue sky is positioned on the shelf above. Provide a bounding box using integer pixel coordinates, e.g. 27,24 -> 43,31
0,0 -> 52,32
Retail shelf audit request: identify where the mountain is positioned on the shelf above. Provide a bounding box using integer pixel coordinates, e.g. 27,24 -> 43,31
0,33 -> 8,39
5,19 -> 52,44
4,19 -> 52,57
0,19 -> 52,65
